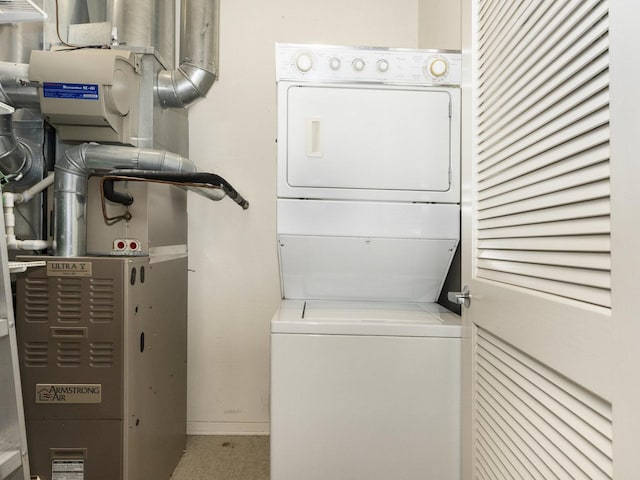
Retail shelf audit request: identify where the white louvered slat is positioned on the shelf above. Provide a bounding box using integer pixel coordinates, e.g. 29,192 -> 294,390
478,0 -> 541,70
476,427 -> 527,479
479,0 -> 605,105
478,198 -> 609,229
479,142 -> 609,197
477,407 -> 556,480
479,126 -> 609,187
475,329 -> 613,479
478,1 -> 564,93
477,250 -> 610,271
477,382 -> 593,480
479,0 -> 607,120
478,0 -> 524,52
478,367 -> 612,479
478,216 -> 610,240
477,393 -> 569,480
478,180 -> 609,220
479,336 -> 613,448
476,258 -> 610,289
477,235 -> 609,253
479,54 -> 609,149
478,106 -> 609,173
477,414 -> 547,480
479,269 -> 610,307
479,163 -> 609,209
479,76 -> 608,163
476,461 -> 491,480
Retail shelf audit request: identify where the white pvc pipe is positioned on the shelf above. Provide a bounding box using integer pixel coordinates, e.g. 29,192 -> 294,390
17,173 -> 54,203
6,235 -> 52,251
3,174 -> 55,251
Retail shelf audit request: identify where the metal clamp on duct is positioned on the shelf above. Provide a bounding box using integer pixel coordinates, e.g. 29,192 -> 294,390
102,169 -> 250,210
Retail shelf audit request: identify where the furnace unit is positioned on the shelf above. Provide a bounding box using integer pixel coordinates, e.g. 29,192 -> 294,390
0,1 -> 248,480
16,255 -> 187,480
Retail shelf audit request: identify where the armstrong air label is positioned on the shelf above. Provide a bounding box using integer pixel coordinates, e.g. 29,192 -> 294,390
47,261 -> 92,277
36,384 -> 102,404
43,82 -> 99,100
52,459 -> 84,480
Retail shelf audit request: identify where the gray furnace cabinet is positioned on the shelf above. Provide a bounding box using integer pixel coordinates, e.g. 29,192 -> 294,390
15,255 -> 187,480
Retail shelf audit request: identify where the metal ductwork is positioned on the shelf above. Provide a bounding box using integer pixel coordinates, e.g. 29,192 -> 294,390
157,0 -> 220,109
54,143 -> 197,257
2,0 -> 229,257
0,102 -> 32,181
0,61 -> 39,108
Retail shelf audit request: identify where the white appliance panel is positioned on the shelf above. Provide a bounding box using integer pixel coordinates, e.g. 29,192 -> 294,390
277,199 -> 460,239
270,331 -> 461,480
286,86 -> 451,192
271,299 -> 462,337
275,43 -> 463,85
279,235 -> 458,302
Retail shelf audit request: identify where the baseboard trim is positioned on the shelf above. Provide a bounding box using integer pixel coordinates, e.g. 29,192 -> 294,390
187,421 -> 270,435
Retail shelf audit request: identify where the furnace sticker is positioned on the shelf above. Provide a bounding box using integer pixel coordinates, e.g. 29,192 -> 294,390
46,261 -> 92,277
36,384 -> 102,404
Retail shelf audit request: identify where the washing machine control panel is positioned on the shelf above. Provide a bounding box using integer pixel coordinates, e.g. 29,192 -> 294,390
276,43 -> 461,85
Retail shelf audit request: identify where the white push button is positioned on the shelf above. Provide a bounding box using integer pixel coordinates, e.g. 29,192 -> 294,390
329,57 -> 341,70
352,58 -> 365,72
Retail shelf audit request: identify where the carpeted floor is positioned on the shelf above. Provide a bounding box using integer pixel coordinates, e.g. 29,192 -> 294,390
171,436 -> 270,480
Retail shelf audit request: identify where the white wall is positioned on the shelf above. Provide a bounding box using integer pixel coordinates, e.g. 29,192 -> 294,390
186,0 -> 461,435
418,0 -> 461,50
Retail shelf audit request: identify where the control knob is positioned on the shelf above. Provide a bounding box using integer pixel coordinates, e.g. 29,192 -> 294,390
352,58 -> 365,72
295,53 -> 314,73
377,59 -> 390,73
329,57 -> 341,70
427,57 -> 449,78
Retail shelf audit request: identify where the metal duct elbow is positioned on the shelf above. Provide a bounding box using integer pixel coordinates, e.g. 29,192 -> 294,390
0,62 -> 39,109
54,143 -> 197,257
157,0 -> 219,108
0,103 -> 32,181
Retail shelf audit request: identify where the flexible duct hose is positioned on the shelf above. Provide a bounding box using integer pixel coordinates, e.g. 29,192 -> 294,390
104,169 -> 249,210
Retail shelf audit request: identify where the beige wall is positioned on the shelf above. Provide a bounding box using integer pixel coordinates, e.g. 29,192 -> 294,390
418,0 -> 461,50
186,0 -> 461,435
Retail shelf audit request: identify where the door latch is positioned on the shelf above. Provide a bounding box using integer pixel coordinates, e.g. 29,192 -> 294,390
448,286 -> 471,308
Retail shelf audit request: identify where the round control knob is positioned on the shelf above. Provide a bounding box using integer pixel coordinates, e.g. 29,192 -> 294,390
428,58 -> 448,78
295,53 -> 314,73
377,59 -> 390,73
329,57 -> 341,70
352,58 -> 365,72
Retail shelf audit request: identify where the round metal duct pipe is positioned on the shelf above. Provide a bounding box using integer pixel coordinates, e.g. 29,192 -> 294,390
157,0 -> 219,108
54,143 -> 197,257
0,62 -> 40,109
0,22 -> 43,64
0,104 -> 32,182
111,0 -> 176,68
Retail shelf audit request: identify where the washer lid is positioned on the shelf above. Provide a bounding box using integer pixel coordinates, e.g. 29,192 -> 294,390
271,300 -> 461,338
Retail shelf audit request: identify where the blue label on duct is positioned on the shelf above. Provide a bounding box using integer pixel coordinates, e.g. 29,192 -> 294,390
43,82 -> 99,100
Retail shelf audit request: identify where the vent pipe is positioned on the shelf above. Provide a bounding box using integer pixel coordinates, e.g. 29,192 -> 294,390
0,61 -> 39,109
157,0 -> 219,108
54,143 -> 197,257
0,101 -> 32,181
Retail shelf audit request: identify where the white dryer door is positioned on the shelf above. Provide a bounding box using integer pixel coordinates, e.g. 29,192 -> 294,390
282,85 -> 457,201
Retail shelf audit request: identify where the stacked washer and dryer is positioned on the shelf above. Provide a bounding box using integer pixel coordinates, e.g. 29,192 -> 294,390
271,44 -> 462,479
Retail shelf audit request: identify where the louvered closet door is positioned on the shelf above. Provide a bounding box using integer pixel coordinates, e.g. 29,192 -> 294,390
460,0 -> 625,478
